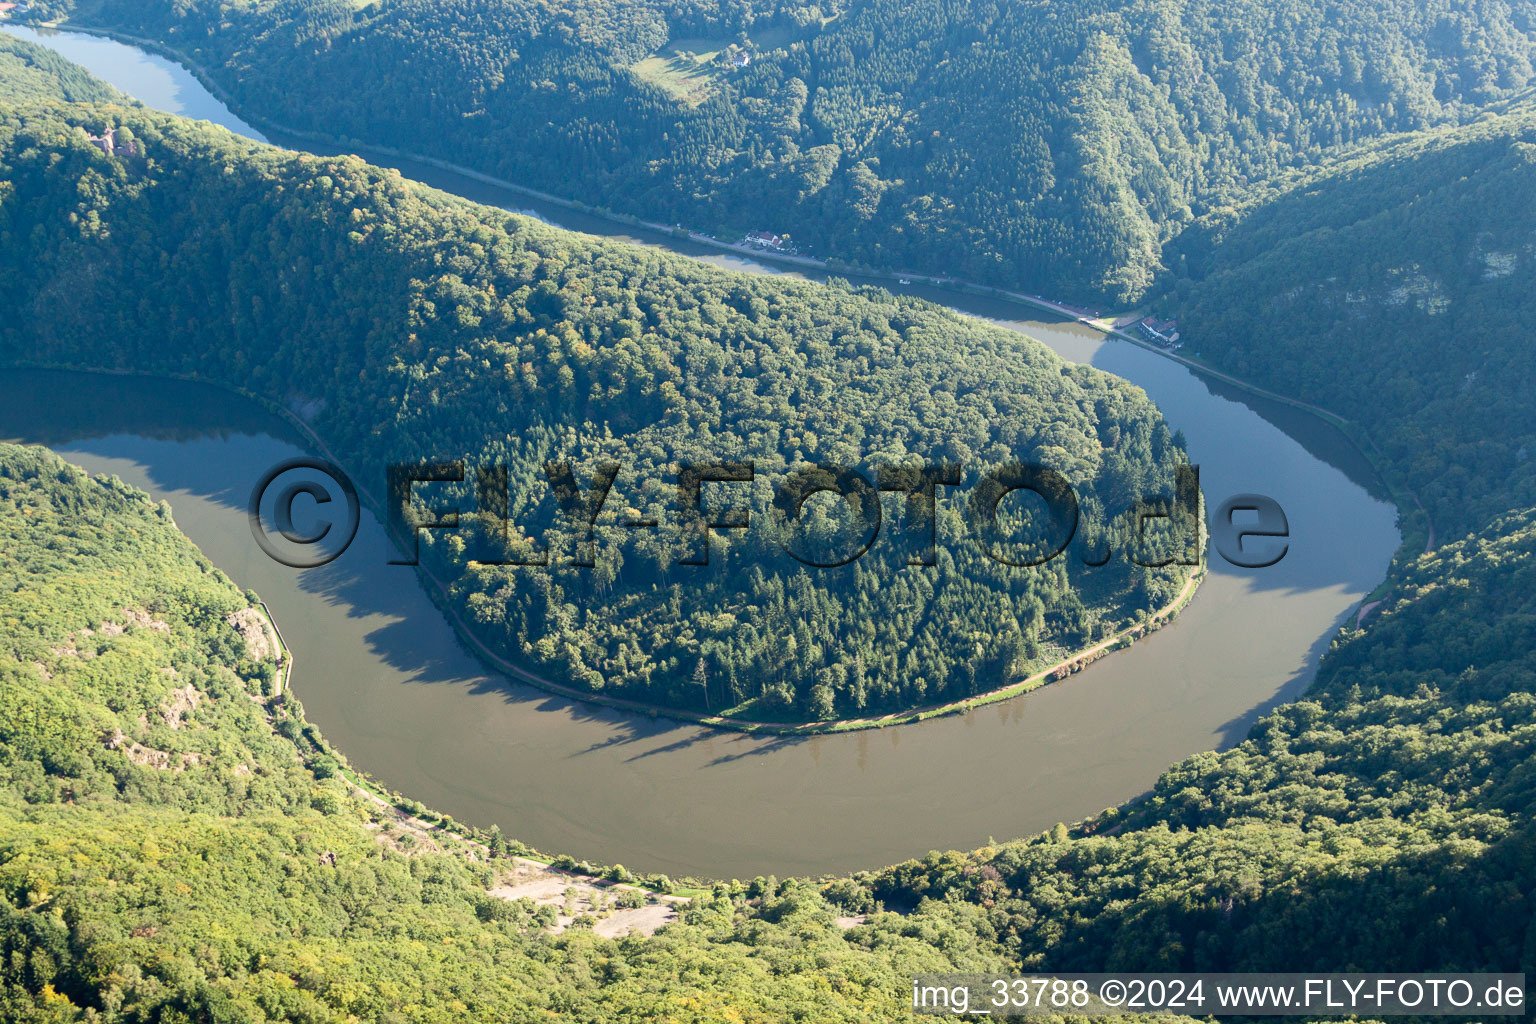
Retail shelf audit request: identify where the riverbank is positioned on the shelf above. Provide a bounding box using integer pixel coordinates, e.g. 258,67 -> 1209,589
221,556 -> 711,890
233,597 -> 715,893
43,16 -> 1434,571
250,598 -> 290,694
713,567 -> 1206,733
7,358 -> 1205,736
32,16 -> 1431,569
338,756 -> 708,902
0,20 -> 1406,876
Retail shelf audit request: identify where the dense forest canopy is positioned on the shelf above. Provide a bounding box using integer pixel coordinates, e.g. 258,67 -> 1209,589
850,507 -> 1536,975
1163,109 -> 1536,540
32,0 -> 1536,302
847,56 -> 1536,986
0,443 -> 1028,1022
5,392 -> 1536,1019
3,40 -> 1536,1024
0,33 -> 127,105
0,101 -> 1196,723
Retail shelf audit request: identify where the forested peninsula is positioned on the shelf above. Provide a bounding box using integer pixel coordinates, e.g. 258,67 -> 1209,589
0,31 -> 125,105
3,35 -> 1536,1024
0,100 -> 1197,724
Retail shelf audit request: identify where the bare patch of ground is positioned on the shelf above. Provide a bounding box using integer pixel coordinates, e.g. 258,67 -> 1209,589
121,607 -> 170,632
47,635 -> 87,658
486,859 -> 683,936
126,742 -> 172,770
226,607 -> 277,661
351,784 -> 687,935
105,729 -> 200,771
487,874 -> 570,904
593,901 -> 679,938
47,622 -> 114,660
835,914 -> 868,929
160,684 -> 201,729
363,817 -> 445,858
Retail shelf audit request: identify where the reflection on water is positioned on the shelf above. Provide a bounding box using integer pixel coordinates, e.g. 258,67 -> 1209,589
0,29 -> 1404,878
1,24 -> 268,141
0,23 -> 1410,501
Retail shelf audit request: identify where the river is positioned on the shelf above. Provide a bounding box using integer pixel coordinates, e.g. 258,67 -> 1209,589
0,24 -> 1400,878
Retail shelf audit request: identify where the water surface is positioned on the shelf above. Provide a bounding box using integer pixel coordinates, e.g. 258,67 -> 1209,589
2,24 -> 267,140
0,29 -> 1401,877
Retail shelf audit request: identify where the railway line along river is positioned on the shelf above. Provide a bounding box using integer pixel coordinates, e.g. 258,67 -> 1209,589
1,24 -> 1401,878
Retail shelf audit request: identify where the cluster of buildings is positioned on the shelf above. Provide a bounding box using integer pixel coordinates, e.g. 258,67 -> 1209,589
742,230 -> 788,251
86,127 -> 139,158
0,3 -> 34,18
1135,316 -> 1182,349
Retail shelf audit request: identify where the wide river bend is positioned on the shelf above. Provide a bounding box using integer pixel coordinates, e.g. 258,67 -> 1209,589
1,24 -> 1400,877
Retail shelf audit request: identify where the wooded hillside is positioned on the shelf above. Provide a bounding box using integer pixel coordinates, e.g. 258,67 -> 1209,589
0,101 -> 1195,723
39,0 -> 1536,302
1166,109 -> 1536,540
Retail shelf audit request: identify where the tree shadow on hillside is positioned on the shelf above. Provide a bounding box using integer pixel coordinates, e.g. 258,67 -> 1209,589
1028,822 -> 1536,974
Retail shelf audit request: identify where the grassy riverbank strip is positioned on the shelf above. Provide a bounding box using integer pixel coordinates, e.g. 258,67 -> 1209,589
249,598 -> 290,694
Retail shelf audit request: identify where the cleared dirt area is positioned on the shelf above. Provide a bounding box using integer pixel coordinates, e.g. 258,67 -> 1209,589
488,858 -> 684,937
593,901 -> 677,938
353,785 -> 688,938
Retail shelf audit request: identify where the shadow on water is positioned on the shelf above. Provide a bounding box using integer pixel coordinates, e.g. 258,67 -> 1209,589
0,25 -> 1404,877
1211,604 -> 1359,750
0,369 -> 289,447
0,338 -> 1399,877
1195,372 -> 1393,504
974,308 -> 1393,503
